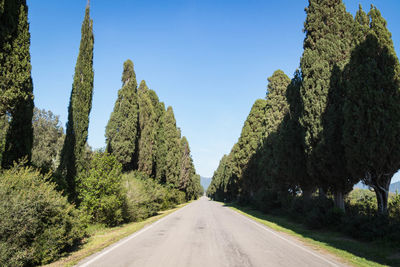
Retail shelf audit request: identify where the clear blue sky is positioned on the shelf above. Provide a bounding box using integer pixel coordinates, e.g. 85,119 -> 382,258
28,0 -> 400,179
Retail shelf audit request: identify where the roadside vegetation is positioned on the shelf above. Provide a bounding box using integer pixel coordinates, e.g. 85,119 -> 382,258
228,202 -> 400,267
45,203 -> 189,267
207,0 -> 400,264
0,1 -> 202,266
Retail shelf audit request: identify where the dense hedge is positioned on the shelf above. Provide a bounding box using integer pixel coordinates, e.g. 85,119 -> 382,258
0,163 -> 86,266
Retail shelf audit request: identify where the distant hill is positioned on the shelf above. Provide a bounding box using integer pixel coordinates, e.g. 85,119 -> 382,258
201,177 -> 211,191
391,181 -> 400,193
354,181 -> 400,193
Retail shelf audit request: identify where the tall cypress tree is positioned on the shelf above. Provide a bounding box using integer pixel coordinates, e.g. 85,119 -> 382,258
58,4 -> 94,201
299,0 -> 354,200
179,136 -> 196,199
137,80 -> 157,176
232,99 -> 267,199
105,59 -> 139,171
162,106 -> 182,187
154,102 -> 167,182
259,70 -> 291,189
0,0 -> 33,116
343,5 -> 400,214
274,71 -> 310,196
1,0 -> 33,168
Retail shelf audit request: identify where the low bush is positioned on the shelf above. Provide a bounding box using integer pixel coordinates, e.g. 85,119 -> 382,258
77,152 -> 126,227
124,171 -> 186,222
0,163 -> 86,266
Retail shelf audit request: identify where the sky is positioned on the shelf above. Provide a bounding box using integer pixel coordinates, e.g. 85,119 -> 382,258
28,0 -> 400,179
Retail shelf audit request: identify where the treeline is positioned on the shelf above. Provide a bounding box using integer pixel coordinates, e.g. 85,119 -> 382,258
207,1 -> 400,238
0,1 -> 201,266
105,60 -> 202,200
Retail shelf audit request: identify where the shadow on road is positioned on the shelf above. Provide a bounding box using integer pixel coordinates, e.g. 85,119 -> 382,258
222,202 -> 400,267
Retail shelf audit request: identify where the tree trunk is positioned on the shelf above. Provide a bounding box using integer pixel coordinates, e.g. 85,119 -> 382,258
366,172 -> 392,215
318,187 -> 326,199
334,191 -> 345,212
302,188 -> 313,199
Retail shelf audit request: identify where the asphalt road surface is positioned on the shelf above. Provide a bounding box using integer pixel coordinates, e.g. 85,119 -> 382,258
78,196 -> 347,267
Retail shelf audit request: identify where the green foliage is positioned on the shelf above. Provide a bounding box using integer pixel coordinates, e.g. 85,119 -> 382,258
123,171 -> 185,222
0,115 -> 9,164
258,70 -> 291,189
31,108 -> 64,173
232,99 -> 267,199
105,59 -> 139,171
0,162 -> 86,266
58,5 -> 94,201
137,81 -> 157,175
163,106 -> 182,186
207,154 -> 236,201
0,0 -> 34,116
77,153 -> 125,227
343,5 -> 400,214
274,71 -> 308,193
1,0 -> 34,168
299,0 -> 356,199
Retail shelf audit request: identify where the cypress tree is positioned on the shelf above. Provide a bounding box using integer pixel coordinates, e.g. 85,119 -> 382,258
137,80 -> 157,176
58,4 -> 94,201
179,136 -> 195,197
209,153 -> 235,201
275,71 -> 310,196
259,70 -> 291,189
0,0 -> 33,116
162,106 -> 182,187
1,0 -> 33,168
232,99 -> 267,200
343,5 -> 400,214
105,59 -> 139,171
154,102 -> 167,182
299,0 -> 354,200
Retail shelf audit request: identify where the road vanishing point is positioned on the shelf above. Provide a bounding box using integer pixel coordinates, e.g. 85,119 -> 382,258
78,197 -> 347,267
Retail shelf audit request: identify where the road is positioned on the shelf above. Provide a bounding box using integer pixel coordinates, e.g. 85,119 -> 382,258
78,197 -> 346,267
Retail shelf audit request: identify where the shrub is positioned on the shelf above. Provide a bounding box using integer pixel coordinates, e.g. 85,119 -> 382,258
77,153 -> 126,227
389,192 -> 400,223
124,171 -> 186,222
0,163 -> 86,266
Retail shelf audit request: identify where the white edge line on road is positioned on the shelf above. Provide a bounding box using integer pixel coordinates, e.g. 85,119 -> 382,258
229,207 -> 340,267
77,202 -> 193,267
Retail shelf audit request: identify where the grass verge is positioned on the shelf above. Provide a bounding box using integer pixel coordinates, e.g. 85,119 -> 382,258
226,204 -> 400,267
45,202 -> 190,267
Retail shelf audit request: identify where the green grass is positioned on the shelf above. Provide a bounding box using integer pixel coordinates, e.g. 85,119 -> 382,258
226,204 -> 400,267
45,202 -> 190,267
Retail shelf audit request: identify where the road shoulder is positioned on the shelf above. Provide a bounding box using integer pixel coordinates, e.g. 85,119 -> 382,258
45,202 -> 191,267
225,203 -> 391,267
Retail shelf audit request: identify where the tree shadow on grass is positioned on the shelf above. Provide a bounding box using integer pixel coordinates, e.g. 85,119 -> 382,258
223,202 -> 400,267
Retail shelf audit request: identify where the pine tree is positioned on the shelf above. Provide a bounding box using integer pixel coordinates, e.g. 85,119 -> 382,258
1,0 -> 33,168
137,80 -> 157,175
105,59 -> 139,171
58,4 -> 94,201
299,0 -> 355,200
343,5 -> 400,214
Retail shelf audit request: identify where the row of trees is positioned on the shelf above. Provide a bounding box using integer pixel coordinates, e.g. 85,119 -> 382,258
105,59 -> 202,200
207,1 -> 400,216
0,0 -> 201,202
0,1 -> 202,264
